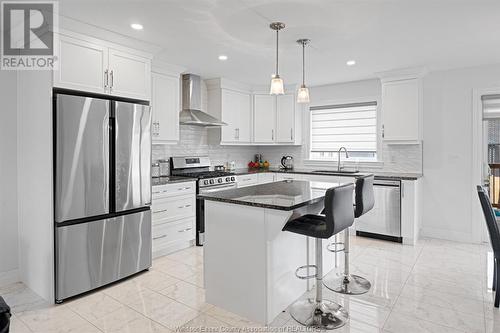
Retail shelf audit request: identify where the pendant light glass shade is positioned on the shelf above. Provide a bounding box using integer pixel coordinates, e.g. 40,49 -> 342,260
270,75 -> 285,95
296,39 -> 310,103
297,84 -> 310,103
270,22 -> 285,95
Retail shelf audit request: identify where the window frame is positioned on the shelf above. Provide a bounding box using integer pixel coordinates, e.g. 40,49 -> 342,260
304,96 -> 383,166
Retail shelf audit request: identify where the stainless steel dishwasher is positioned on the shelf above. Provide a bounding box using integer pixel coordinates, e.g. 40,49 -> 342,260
355,179 -> 402,242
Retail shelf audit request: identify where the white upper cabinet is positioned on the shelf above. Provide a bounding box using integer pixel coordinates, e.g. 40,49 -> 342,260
55,35 -> 108,94
253,93 -> 297,144
221,89 -> 252,143
207,79 -> 252,144
253,94 -> 276,143
276,94 -> 295,143
151,73 -> 180,144
108,48 -> 151,100
54,32 -> 152,100
379,68 -> 424,143
207,78 -> 301,146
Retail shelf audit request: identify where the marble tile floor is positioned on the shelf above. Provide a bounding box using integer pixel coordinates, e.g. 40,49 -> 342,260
1,236 -> 499,333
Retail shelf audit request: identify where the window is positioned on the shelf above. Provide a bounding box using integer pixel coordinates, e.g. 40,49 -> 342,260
309,101 -> 378,160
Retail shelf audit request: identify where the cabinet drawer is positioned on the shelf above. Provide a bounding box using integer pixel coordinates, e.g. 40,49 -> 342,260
152,218 -> 194,251
236,174 -> 259,188
152,195 -> 195,223
275,173 -> 302,181
152,182 -> 195,199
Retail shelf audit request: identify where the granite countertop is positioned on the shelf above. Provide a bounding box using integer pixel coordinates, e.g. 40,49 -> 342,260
198,179 -> 346,211
231,167 -> 422,180
152,176 -> 196,186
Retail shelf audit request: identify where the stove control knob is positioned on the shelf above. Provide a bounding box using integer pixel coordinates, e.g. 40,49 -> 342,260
218,178 -> 223,183
226,177 -> 231,182
204,180 -> 209,185
209,179 -> 215,184
230,176 -> 235,181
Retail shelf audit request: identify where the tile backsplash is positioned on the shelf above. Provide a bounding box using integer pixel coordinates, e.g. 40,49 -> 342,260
153,125 -> 422,173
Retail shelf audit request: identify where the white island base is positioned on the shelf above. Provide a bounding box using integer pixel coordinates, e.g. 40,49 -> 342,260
204,200 -> 338,325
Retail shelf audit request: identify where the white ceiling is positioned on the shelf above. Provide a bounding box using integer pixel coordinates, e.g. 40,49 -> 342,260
60,0 -> 500,86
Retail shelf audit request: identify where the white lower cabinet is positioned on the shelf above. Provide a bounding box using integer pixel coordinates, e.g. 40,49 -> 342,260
401,179 -> 421,245
257,173 -> 275,185
236,174 -> 259,188
152,181 -> 196,257
274,173 -> 303,181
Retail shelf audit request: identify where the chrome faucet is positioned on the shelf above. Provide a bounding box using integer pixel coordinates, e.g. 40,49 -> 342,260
337,147 -> 349,171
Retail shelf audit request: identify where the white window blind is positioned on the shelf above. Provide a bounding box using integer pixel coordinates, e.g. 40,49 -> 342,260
310,102 -> 377,159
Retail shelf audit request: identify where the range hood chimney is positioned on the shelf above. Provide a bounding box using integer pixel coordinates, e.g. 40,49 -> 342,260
179,74 -> 227,127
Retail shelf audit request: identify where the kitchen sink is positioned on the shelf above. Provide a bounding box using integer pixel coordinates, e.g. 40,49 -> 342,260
312,170 -> 360,175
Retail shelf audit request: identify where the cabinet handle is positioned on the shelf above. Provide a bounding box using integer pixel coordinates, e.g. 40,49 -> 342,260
153,235 -> 167,240
104,70 -> 109,88
178,204 -> 192,209
178,227 -> 192,233
272,129 -> 274,141
154,209 -> 168,214
156,121 -> 160,136
382,124 -> 385,139
110,70 -> 114,89
291,128 -> 293,140
177,187 -> 191,191
237,128 -> 240,140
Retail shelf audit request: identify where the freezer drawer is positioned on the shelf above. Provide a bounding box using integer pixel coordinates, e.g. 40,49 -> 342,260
54,94 -> 110,222
55,210 -> 151,302
355,182 -> 401,238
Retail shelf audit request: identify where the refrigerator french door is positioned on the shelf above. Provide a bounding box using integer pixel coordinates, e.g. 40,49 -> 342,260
54,91 -> 152,303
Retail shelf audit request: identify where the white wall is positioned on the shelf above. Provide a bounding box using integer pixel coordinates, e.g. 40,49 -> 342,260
421,63 -> 500,242
0,71 -> 19,280
17,70 -> 54,300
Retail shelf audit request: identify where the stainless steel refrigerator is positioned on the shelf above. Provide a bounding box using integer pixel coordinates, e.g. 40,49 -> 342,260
53,90 -> 152,303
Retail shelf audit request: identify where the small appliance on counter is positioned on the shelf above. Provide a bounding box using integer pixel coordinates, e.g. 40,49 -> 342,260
281,155 -> 294,170
158,159 -> 170,177
152,163 -> 161,178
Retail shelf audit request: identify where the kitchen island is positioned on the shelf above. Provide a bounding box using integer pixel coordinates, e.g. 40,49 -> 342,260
198,180 -> 349,325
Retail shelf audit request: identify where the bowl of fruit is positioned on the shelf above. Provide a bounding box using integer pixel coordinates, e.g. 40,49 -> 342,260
248,161 -> 270,169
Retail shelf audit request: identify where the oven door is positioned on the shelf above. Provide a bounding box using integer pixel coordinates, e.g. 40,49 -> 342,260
197,183 -> 237,246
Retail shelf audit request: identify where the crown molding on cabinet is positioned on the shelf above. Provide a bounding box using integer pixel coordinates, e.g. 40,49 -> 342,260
376,66 -> 428,83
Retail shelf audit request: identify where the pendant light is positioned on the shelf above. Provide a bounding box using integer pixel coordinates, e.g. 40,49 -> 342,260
296,39 -> 310,103
269,22 -> 285,95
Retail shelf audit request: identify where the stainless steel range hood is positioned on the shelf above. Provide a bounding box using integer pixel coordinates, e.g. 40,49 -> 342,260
179,74 -> 227,126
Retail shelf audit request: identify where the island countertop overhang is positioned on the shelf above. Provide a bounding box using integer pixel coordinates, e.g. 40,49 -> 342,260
198,180 -> 349,211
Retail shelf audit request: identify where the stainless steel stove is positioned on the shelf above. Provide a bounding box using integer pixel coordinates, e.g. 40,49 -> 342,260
170,156 -> 237,245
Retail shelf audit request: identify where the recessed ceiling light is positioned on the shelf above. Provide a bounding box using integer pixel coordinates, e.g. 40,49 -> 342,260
130,23 -> 143,30
218,55 -> 228,61
346,60 -> 356,66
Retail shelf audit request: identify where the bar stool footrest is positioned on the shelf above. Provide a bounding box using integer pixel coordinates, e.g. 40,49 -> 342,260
295,265 -> 317,280
326,242 -> 345,253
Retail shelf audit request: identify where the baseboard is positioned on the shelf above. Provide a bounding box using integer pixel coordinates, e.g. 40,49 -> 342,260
420,226 -> 481,244
0,269 -> 20,287
153,240 -> 194,259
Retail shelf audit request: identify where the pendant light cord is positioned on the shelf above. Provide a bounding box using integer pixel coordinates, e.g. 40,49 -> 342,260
276,29 -> 279,76
302,42 -> 305,86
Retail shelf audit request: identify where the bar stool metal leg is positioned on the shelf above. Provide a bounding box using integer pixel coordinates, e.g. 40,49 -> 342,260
323,228 -> 371,295
289,238 -> 349,329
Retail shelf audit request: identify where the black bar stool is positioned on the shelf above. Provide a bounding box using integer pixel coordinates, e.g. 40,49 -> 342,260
282,183 -> 355,329
324,175 -> 375,295
477,185 -> 500,308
